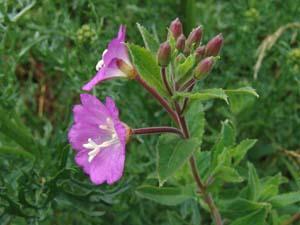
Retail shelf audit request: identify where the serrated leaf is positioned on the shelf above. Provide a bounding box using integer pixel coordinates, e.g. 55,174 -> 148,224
157,134 -> 199,185
210,120 -> 236,170
230,208 -> 267,225
260,174 -> 285,201
230,139 -> 257,166
225,86 -> 259,98
136,23 -> 159,53
176,54 -> 195,80
175,88 -> 228,104
185,100 -> 205,144
213,166 -> 244,183
127,44 -> 168,97
221,198 -> 270,218
136,185 -> 194,206
269,191 -> 300,208
225,87 -> 258,114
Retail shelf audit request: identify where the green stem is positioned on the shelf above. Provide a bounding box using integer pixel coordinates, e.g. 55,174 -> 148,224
174,99 -> 223,225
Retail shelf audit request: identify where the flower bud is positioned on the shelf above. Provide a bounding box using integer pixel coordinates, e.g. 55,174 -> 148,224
194,57 -> 214,80
195,45 -> 206,62
170,18 -> 183,39
186,26 -> 203,48
116,59 -> 136,79
205,34 -> 223,56
176,34 -> 186,52
157,41 -> 171,67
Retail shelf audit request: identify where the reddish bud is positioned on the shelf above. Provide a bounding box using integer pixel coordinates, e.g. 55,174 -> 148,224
157,41 -> 171,67
205,34 -> 223,56
176,34 -> 186,52
194,57 -> 214,79
186,26 -> 203,48
195,45 -> 206,62
170,18 -> 183,39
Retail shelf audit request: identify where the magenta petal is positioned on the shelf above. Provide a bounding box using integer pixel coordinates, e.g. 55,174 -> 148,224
68,94 -> 127,185
75,150 -> 90,174
82,25 -> 130,91
105,97 -> 119,119
89,145 -> 125,185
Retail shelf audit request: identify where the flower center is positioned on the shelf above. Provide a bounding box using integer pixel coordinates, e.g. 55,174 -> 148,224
83,118 -> 119,162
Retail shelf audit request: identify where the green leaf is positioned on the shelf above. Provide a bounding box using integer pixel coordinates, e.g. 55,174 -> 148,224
176,54 -> 195,80
127,44 -> 168,97
247,162 -> 261,201
260,174 -> 285,201
136,185 -> 194,206
221,198 -> 270,218
230,139 -> 257,166
225,86 -> 259,98
0,108 -> 38,155
136,23 -> 159,53
269,191 -> 300,208
175,88 -> 228,104
213,166 -> 244,183
230,208 -> 267,225
210,120 -> 236,170
225,87 -> 258,114
0,146 -> 34,159
157,134 -> 199,185
185,100 -> 205,144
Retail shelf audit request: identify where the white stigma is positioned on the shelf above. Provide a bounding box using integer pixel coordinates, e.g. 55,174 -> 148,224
95,49 -> 108,71
83,117 -> 119,162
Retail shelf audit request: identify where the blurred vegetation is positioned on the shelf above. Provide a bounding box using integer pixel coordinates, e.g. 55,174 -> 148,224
0,0 -> 299,224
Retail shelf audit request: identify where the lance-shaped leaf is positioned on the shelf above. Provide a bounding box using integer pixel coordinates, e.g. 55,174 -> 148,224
174,88 -> 228,104
136,185 -> 194,206
269,191 -> 300,208
225,86 -> 259,98
230,139 -> 257,166
220,198 -> 270,218
157,134 -> 199,185
127,44 -> 168,97
246,162 -> 261,201
230,208 -> 267,225
137,23 -> 159,53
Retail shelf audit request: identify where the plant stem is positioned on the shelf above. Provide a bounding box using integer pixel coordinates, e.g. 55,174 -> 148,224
132,126 -> 183,136
174,100 -> 223,225
180,82 -> 195,114
135,75 -> 180,126
161,67 -> 173,96
178,77 -> 196,92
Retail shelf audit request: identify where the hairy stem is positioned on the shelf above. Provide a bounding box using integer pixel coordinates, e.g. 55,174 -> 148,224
175,100 -> 223,225
161,67 -> 173,96
132,126 -> 183,136
135,75 -> 180,126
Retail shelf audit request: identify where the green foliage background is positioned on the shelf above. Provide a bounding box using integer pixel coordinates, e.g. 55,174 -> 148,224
0,0 -> 299,224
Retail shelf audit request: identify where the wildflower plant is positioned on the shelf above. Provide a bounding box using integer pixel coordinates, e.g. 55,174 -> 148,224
68,19 -> 263,224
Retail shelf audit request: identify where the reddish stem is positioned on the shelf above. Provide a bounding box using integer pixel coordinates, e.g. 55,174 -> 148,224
132,126 -> 182,136
135,75 -> 180,126
161,67 -> 173,96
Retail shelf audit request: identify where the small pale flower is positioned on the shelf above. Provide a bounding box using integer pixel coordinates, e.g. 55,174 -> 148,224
68,94 -> 128,185
82,25 -> 134,91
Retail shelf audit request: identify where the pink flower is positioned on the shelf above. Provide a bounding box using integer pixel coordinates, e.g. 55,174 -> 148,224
68,94 -> 128,185
82,25 -> 133,91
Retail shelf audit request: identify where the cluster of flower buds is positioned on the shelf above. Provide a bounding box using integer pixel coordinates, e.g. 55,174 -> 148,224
157,18 -> 223,83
